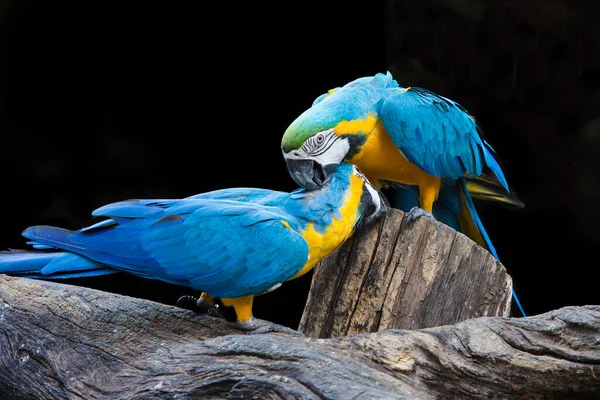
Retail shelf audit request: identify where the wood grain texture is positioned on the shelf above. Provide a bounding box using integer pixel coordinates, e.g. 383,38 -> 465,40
299,209 -> 513,338
1,275 -> 599,399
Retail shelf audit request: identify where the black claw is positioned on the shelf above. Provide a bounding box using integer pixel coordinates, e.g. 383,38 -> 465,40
195,297 -> 213,314
197,296 -> 221,315
177,295 -> 227,319
176,295 -> 199,310
205,302 -> 226,319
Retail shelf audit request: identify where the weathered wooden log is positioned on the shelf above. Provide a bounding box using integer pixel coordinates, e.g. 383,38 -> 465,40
300,208 -> 513,338
1,275 -> 598,399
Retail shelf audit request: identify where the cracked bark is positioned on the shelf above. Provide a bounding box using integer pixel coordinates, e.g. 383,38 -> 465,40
1,275 -> 599,399
300,208 -> 513,338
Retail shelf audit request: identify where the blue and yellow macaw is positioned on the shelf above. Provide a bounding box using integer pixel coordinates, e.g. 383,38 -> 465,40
281,72 -> 526,316
0,162 -> 386,330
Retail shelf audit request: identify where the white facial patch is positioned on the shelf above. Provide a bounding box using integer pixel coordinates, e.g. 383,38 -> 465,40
283,129 -> 350,167
312,137 -> 349,166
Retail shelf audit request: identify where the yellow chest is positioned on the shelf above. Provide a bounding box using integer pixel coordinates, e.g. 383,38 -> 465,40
349,120 -> 433,188
290,175 -> 363,280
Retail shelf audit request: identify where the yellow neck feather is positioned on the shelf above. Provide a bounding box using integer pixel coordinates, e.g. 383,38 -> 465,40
349,119 -> 436,189
334,113 -> 378,136
289,174 -> 364,280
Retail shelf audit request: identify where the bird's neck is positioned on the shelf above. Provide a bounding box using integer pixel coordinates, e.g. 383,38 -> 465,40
349,119 -> 432,189
287,171 -> 365,279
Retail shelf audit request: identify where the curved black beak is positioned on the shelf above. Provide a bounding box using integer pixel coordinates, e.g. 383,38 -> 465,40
285,158 -> 335,189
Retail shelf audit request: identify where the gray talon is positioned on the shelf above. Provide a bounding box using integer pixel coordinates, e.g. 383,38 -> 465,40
403,206 -> 435,227
234,317 -> 304,336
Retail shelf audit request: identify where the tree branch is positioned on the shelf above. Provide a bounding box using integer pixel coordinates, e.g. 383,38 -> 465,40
1,275 -> 598,399
300,209 -> 513,338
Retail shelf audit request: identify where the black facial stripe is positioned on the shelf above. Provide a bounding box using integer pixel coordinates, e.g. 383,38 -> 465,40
353,168 -> 366,181
358,183 -> 374,219
343,134 -> 367,160
310,135 -> 337,157
301,131 -> 337,156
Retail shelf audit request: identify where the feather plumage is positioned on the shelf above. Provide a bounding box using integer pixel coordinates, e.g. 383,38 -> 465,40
281,71 -> 526,316
0,163 -> 383,309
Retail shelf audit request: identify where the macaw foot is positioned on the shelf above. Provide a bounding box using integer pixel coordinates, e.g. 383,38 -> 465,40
176,293 -> 224,318
176,295 -> 206,311
220,295 -> 302,334
234,316 -> 304,336
403,206 -> 435,228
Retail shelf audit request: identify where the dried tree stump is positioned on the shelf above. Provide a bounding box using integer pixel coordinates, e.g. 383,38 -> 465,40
299,208 -> 513,338
1,275 -> 599,399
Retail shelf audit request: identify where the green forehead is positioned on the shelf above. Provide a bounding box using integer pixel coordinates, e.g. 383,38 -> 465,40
281,113 -> 337,151
282,91 -> 371,151
282,72 -> 396,151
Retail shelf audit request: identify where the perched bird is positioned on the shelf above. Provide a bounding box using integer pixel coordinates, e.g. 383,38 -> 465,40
0,162 -> 386,332
281,72 -> 526,316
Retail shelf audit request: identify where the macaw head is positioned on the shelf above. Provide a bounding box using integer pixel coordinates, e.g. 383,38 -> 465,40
281,72 -> 398,189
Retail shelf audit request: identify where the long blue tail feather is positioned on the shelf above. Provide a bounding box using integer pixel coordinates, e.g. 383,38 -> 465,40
0,249 -> 116,279
482,144 -> 509,192
20,225 -> 193,288
22,269 -> 117,279
457,179 -> 526,317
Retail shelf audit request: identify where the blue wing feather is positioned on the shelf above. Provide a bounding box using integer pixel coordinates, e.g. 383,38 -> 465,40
380,86 -> 508,191
92,200 -> 169,218
20,196 -> 309,298
481,144 -> 508,190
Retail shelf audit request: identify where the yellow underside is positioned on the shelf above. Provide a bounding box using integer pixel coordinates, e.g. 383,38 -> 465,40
349,119 -> 441,212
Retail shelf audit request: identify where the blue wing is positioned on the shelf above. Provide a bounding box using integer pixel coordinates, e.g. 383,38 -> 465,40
186,187 -> 288,206
22,198 -> 309,298
379,87 -> 508,190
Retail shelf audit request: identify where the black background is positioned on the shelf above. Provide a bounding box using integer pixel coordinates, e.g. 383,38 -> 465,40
0,1 -> 597,328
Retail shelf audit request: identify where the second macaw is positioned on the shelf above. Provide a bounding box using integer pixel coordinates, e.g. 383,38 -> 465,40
0,162 -> 386,331
281,72 -> 526,316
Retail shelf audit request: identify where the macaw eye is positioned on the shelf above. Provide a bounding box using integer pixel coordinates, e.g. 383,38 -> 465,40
316,133 -> 324,144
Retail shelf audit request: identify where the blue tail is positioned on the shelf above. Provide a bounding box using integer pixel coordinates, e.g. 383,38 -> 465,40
0,249 -> 116,279
394,180 -> 526,317
0,225 -> 118,279
455,179 -> 526,317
